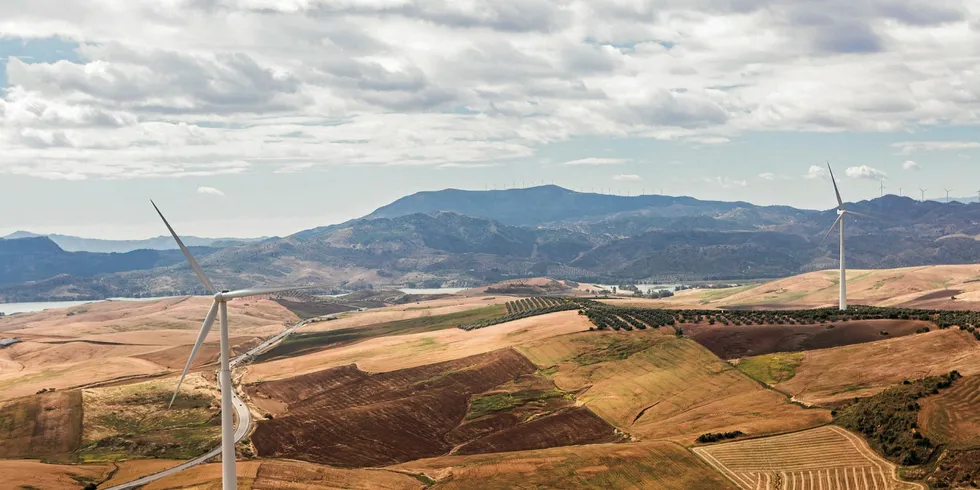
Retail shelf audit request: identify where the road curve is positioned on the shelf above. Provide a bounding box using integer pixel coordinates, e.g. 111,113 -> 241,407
103,315 -> 324,489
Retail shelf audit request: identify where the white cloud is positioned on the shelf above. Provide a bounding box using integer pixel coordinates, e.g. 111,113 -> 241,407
707,176 -> 748,188
805,165 -> 828,180
561,158 -> 627,166
758,172 -> 776,181
612,173 -> 642,181
902,160 -> 920,170
1,0 -> 980,180
197,186 -> 226,197
892,141 -> 980,155
845,165 -> 888,180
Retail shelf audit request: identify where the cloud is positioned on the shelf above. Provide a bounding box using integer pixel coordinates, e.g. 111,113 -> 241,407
758,172 -> 776,181
902,160 -> 920,170
2,0 -> 980,180
845,165 -> 888,180
612,173 -> 642,181
197,186 -> 225,197
892,141 -> 980,155
805,165 -> 828,180
706,176 -> 748,188
561,158 -> 626,166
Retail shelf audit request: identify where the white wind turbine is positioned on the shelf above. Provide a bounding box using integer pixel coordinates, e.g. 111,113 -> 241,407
819,164 -> 880,311
152,201 -> 305,490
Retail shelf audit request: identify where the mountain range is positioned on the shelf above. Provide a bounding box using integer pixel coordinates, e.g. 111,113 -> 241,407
1,231 -> 268,253
4,186 -> 980,302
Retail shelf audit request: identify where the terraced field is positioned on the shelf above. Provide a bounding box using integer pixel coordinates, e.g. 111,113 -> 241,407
694,426 -> 923,490
919,374 -> 980,447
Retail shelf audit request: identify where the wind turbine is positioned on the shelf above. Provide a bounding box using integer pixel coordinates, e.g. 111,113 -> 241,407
945,188 -> 953,204
820,164 -> 879,311
152,201 -> 305,490
920,188 -> 927,202
879,181 -> 886,197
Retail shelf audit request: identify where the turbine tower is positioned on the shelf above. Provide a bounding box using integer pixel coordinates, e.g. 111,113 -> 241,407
820,164 -> 879,311
879,180 -> 886,197
945,188 -> 953,204
152,201 -> 305,490
920,188 -> 927,202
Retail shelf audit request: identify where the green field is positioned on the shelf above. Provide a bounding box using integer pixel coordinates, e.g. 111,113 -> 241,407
258,305 -> 507,361
737,352 -> 804,385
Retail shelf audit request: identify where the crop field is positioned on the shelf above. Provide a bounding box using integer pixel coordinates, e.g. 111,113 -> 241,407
77,373 -> 220,462
257,304 -> 506,361
398,440 -> 737,489
735,352 -> 803,385
247,310 -> 592,382
0,390 -> 82,460
771,329 -> 980,406
919,374 -> 980,447
518,332 -> 830,444
131,459 -> 425,489
694,426 -> 924,490
250,348 -> 620,467
459,296 -> 579,330
0,459 -> 113,490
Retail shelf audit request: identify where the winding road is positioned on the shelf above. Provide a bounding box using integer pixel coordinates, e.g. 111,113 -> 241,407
104,315 -> 328,489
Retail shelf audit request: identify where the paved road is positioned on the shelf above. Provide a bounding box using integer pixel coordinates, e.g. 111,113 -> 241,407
103,315 -> 327,489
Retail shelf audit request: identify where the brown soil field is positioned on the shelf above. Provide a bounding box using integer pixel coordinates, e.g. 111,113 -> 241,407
298,295 -> 507,333
247,310 -> 592,382
0,390 -> 82,460
694,426 -> 923,490
517,331 -> 831,444
135,459 -> 424,489
691,265 -> 980,309
78,373 -> 220,462
250,348 -> 621,467
398,440 -> 737,489
100,459 -> 185,487
684,319 -> 933,359
919,374 -> 980,447
0,297 -> 295,401
771,329 -> 980,406
0,459 -> 112,490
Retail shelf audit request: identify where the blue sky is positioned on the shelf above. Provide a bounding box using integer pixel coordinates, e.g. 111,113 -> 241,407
1,1 -> 979,239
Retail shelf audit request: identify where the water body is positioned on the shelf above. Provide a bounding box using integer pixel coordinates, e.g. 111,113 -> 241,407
0,296 -> 178,315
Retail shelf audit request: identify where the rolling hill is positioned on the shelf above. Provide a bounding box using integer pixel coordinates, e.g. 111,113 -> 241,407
1,231 -> 268,253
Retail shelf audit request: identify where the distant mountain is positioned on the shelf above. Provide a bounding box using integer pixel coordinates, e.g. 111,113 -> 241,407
1,231 -> 269,253
0,236 -> 218,289
6,189 -> 980,301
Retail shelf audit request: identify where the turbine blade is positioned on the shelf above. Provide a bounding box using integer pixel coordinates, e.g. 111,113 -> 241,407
151,200 -> 216,294
169,300 -> 219,408
222,285 -> 315,299
827,163 -> 844,208
844,210 -> 886,222
819,214 -> 844,247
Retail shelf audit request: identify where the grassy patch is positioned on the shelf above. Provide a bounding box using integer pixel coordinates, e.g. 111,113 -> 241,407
466,389 -> 566,420
737,352 -> 803,385
834,371 -> 961,466
258,305 -> 505,361
572,336 -> 657,366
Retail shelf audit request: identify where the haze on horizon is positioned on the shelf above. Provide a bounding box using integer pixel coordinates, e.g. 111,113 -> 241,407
2,0 -> 979,239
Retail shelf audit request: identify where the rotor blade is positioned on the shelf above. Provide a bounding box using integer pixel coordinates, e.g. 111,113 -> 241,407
827,163 -> 844,208
819,214 -> 844,247
169,300 -> 219,409
222,285 -> 315,300
151,200 -> 216,294
844,210 -> 885,222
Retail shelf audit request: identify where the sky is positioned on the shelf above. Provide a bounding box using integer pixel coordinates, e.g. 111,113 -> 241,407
1,0 -> 979,239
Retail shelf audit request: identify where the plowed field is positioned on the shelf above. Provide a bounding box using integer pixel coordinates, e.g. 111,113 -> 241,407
685,320 -> 932,359
0,390 -> 82,460
250,349 -> 621,467
919,374 -> 980,447
694,426 -> 924,490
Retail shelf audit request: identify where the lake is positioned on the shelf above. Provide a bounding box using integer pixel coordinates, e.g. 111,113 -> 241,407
0,296 -> 178,315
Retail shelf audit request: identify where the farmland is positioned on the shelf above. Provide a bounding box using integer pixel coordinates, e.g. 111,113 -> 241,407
249,348 -> 621,467
693,426 -> 923,490
399,441 -> 737,489
518,331 -> 830,444
0,390 -> 82,460
919,374 -> 980,447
